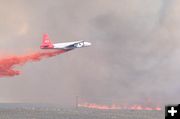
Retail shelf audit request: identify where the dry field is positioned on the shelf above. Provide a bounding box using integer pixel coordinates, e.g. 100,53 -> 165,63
0,104 -> 164,119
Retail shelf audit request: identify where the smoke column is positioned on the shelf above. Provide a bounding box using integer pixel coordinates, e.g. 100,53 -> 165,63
0,50 -> 68,77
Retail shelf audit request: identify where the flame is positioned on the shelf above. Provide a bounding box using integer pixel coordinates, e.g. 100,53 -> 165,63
78,103 -> 162,111
0,50 -> 68,77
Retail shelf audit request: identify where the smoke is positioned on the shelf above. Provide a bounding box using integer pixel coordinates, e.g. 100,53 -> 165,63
0,50 -> 67,77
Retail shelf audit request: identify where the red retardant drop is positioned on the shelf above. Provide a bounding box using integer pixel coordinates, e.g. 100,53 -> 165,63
0,50 -> 66,77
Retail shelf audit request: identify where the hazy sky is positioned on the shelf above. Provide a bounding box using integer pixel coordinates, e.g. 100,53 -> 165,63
0,0 -> 180,106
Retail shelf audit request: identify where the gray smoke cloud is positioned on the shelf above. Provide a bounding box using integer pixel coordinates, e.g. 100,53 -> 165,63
0,0 -> 180,106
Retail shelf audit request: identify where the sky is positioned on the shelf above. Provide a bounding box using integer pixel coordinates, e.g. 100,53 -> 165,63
0,0 -> 180,106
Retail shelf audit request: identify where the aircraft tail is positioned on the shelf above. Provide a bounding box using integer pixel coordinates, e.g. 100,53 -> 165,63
40,34 -> 54,49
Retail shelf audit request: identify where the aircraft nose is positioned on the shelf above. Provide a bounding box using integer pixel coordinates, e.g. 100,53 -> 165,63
85,42 -> 91,46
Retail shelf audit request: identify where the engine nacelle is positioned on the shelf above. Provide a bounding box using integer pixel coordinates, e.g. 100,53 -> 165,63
75,42 -> 84,48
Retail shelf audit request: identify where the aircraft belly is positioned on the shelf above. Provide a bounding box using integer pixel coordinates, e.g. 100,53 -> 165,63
53,43 -> 76,49
53,45 -> 73,50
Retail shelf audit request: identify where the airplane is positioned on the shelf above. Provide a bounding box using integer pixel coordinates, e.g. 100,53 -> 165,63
40,34 -> 91,50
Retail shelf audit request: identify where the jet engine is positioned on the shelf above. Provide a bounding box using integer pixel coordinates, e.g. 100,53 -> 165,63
75,42 -> 84,48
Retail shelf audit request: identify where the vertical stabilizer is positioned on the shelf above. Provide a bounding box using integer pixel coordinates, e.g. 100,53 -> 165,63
40,34 -> 54,49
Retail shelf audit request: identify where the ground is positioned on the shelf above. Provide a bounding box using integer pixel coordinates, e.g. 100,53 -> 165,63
0,104 -> 164,119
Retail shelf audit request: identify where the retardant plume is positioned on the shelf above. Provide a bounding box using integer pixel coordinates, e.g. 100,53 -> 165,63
0,50 -> 69,78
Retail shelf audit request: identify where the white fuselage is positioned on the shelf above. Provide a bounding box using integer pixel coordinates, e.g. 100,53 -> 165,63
40,34 -> 91,50
53,41 -> 91,50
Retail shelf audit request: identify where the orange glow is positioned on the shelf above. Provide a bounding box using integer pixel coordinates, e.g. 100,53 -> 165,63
78,102 -> 162,111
